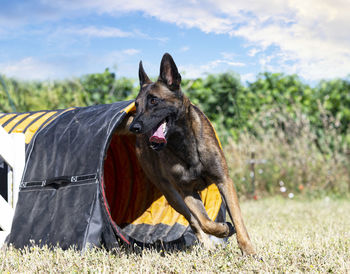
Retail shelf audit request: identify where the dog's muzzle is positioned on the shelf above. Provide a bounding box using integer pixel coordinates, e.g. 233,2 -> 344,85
129,121 -> 143,133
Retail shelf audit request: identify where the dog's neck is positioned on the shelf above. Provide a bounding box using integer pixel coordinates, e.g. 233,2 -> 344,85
166,96 -> 201,166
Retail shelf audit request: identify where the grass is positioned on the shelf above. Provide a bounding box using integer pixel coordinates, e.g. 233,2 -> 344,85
1,197 -> 349,273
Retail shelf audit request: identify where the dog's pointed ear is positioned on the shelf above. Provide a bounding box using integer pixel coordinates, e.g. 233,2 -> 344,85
139,61 -> 151,87
158,53 -> 181,91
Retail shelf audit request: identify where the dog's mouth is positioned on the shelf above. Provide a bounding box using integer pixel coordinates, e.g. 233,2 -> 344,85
149,117 -> 169,151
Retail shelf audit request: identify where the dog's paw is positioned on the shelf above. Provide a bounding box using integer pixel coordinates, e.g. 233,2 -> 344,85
225,222 -> 236,237
240,245 -> 258,258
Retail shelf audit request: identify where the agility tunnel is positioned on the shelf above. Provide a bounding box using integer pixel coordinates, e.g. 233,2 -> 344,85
0,100 -> 226,250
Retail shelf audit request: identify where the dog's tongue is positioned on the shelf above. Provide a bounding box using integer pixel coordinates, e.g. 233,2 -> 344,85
149,122 -> 167,144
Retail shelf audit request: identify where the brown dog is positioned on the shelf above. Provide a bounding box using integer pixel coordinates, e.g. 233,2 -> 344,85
128,53 -> 255,255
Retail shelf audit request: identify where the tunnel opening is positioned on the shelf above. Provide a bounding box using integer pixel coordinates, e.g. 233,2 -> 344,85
102,133 -> 192,244
102,130 -> 224,245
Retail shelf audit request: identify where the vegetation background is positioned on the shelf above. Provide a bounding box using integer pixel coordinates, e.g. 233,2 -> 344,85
1,70 -> 349,198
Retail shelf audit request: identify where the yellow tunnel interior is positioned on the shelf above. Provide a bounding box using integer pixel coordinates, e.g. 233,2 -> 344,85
102,128 -> 223,230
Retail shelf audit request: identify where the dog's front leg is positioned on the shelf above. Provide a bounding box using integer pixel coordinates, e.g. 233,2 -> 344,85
183,191 -> 235,238
155,181 -> 214,249
217,177 -> 256,255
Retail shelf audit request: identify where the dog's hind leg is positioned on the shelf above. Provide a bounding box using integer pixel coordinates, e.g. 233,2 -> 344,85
217,176 -> 256,255
183,191 -> 235,238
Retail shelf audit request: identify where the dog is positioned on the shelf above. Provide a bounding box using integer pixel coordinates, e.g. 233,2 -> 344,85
128,53 -> 256,255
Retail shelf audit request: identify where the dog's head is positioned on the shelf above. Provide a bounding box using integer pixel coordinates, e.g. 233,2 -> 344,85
129,53 -> 184,151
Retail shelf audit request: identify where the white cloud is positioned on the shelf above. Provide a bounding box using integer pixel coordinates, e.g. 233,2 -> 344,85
0,57 -> 58,80
220,60 -> 245,67
0,48 -> 142,80
65,0 -> 350,81
2,0 -> 350,80
65,26 -> 133,38
179,58 -> 245,78
89,0 -> 234,34
219,52 -> 246,67
44,0 -> 234,35
122,49 -> 140,55
131,29 -> 169,43
248,48 -> 260,57
50,26 -> 168,43
220,52 -> 236,60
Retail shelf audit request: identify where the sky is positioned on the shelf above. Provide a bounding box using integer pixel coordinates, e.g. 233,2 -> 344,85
0,0 -> 349,83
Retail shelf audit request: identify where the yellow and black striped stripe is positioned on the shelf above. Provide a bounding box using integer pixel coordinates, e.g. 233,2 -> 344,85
0,108 -> 74,144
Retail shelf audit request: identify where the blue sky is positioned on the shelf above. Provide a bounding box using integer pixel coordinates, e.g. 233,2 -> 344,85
0,0 -> 349,83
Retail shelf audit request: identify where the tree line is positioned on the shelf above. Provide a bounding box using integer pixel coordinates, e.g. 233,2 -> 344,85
1,69 -> 349,146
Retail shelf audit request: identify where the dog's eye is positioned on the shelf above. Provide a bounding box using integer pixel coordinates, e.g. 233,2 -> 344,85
150,97 -> 158,105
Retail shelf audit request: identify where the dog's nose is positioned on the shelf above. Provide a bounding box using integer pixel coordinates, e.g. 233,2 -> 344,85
129,122 -> 142,133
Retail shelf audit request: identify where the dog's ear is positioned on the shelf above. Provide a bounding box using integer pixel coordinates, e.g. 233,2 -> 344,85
158,53 -> 181,91
139,61 -> 151,87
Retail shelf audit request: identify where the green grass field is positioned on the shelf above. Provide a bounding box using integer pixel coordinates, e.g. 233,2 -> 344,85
1,197 -> 349,273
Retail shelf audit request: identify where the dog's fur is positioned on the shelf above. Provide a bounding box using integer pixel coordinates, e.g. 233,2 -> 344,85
127,53 -> 255,255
